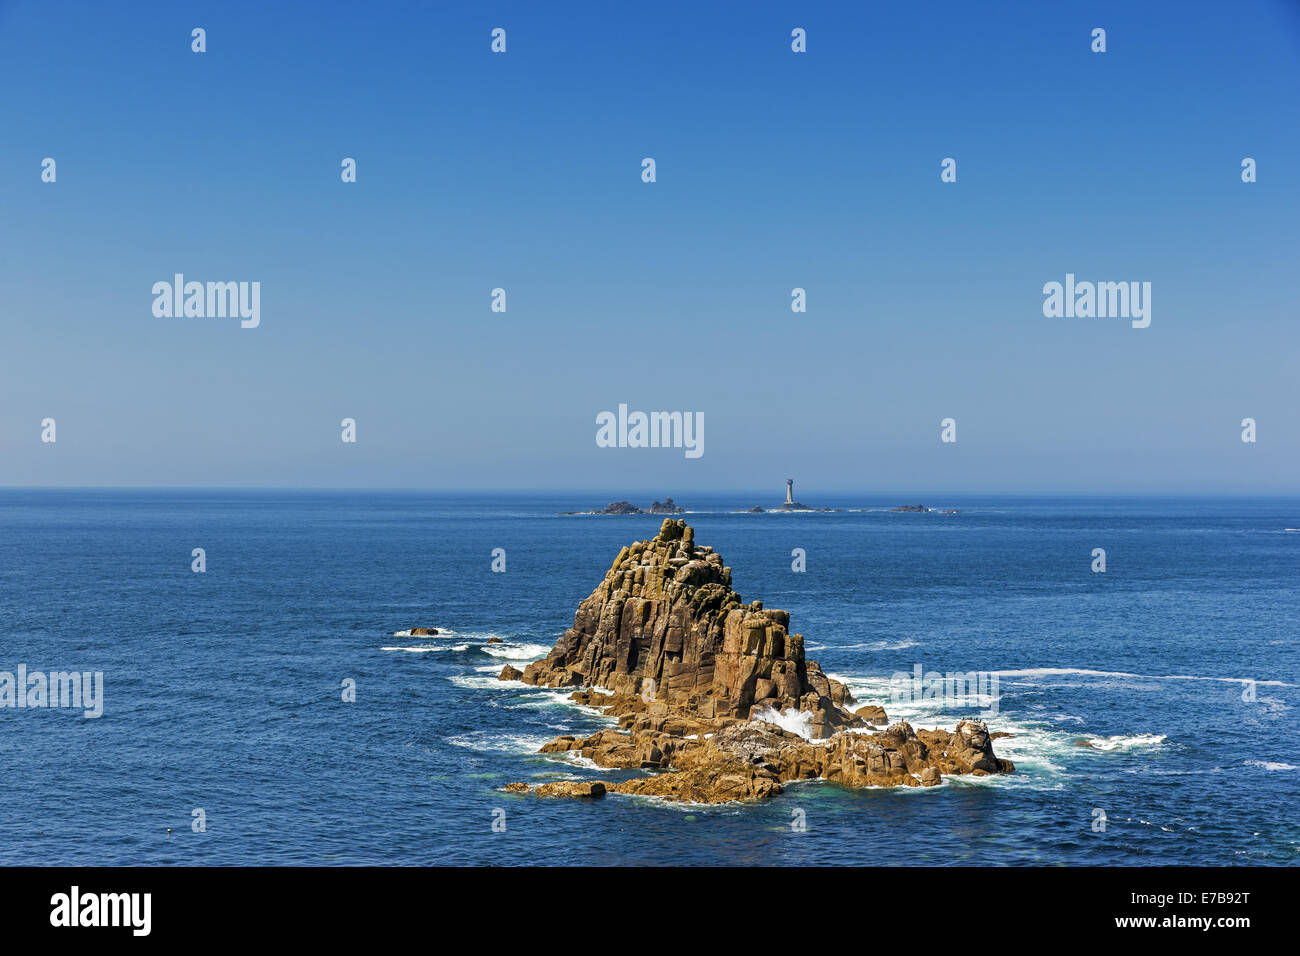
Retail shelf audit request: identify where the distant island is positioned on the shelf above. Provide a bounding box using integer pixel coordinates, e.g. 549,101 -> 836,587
561,497 -> 686,516
560,489 -> 958,516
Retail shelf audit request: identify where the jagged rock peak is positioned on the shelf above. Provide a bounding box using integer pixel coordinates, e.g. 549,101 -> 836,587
509,519 -> 1015,802
521,519 -> 854,735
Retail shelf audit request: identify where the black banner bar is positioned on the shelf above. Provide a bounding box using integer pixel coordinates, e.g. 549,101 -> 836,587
0,865 -> 1282,942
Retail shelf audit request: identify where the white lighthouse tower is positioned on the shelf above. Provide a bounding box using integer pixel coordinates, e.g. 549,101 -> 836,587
785,479 -> 795,505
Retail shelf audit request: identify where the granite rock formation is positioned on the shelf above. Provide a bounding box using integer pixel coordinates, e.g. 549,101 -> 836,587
510,519 -> 1012,802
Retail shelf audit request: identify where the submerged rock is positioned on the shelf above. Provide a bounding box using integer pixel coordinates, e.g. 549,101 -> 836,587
531,781 -> 606,799
508,519 -> 1013,803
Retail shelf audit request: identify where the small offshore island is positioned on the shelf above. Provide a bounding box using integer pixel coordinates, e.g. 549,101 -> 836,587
773,477 -> 817,511
560,483 -> 958,517
561,497 -> 686,515
743,479 -> 835,513
499,519 -> 1011,803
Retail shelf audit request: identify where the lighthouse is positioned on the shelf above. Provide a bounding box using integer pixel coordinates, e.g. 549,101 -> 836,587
776,478 -> 812,511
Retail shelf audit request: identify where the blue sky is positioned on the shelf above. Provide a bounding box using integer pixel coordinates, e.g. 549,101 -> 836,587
1,0 -> 1297,492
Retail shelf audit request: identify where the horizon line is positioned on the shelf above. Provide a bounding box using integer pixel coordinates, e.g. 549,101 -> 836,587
1,485 -> 1297,499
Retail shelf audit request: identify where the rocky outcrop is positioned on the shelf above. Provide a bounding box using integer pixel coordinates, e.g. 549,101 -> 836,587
562,499 -> 687,515
532,781 -> 606,798
521,519 -> 853,732
409,627 -> 439,636
510,519 -> 1011,802
854,704 -> 889,725
498,664 -> 523,681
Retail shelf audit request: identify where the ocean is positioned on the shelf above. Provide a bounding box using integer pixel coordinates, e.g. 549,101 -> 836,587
1,490 -> 1296,865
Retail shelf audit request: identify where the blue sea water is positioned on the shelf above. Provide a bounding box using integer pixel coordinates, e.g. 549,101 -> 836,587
0,490 -> 1296,866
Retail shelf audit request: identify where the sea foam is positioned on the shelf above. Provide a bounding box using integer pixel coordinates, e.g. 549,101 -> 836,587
749,706 -> 816,740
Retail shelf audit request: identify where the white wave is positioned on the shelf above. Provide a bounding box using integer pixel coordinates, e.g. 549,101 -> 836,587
449,674 -> 506,689
548,751 -> 604,770
978,731 -> 1067,776
1245,760 -> 1296,771
445,673 -> 616,723
1080,733 -> 1167,751
445,731 -> 551,754
825,672 -> 1000,728
823,673 -> 1093,779
520,690 -> 618,721
508,691 -> 583,710
481,642 -> 551,661
829,674 -> 952,728
750,706 -> 815,740
995,667 -> 1296,688
381,643 -> 470,653
835,639 -> 920,651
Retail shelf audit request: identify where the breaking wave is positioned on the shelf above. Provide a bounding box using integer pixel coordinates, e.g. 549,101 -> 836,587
994,667 -> 1295,688
445,731 -> 553,754
1245,760 -> 1295,771
481,642 -> 551,661
1080,733 -> 1167,751
749,706 -> 815,740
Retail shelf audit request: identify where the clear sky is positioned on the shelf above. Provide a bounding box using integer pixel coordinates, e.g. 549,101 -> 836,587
2,0 -> 1297,492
